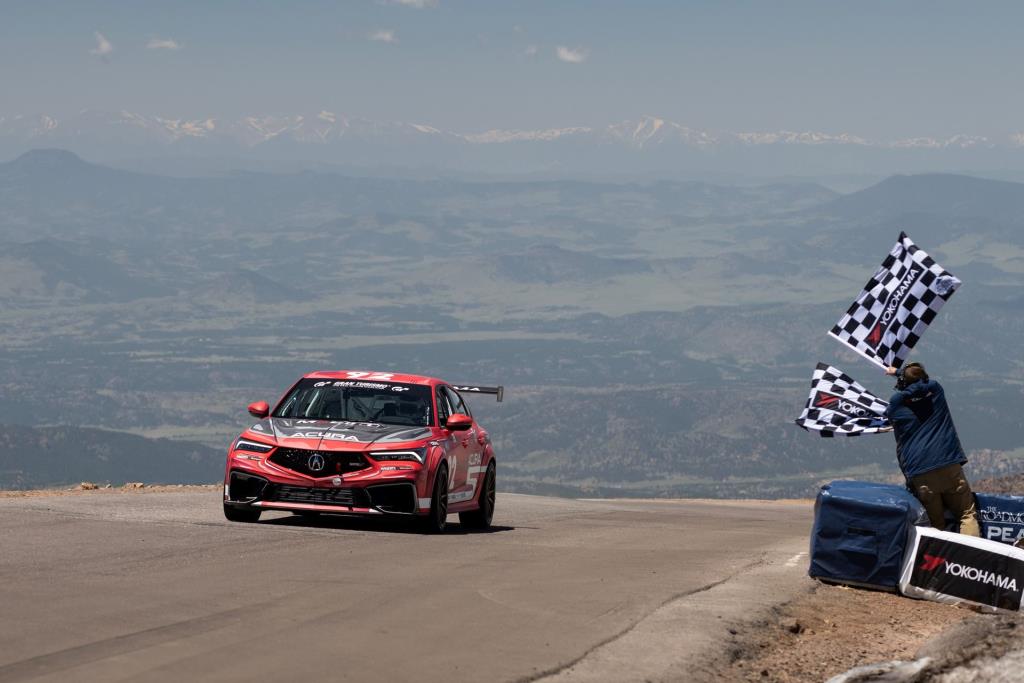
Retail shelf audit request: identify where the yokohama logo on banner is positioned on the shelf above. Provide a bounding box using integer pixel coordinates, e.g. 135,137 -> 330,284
828,232 -> 961,370
794,363 -> 891,437
900,527 -> 1024,613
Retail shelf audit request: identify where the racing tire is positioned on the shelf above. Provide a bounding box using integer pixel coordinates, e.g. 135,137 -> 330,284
417,465 -> 449,534
223,503 -> 261,523
459,462 -> 496,530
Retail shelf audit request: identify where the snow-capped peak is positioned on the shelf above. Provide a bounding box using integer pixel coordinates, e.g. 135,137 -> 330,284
735,130 -> 870,146
603,116 -> 719,148
463,127 -> 593,144
410,123 -> 442,134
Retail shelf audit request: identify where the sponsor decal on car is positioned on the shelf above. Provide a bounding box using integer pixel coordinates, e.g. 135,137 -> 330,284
267,419 -> 405,443
320,433 -> 362,442
313,380 -> 394,390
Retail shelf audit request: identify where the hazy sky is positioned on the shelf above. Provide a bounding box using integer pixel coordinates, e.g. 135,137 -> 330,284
3,1 -> 1022,138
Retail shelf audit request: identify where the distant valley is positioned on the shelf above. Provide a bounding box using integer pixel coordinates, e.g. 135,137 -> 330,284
1,150 -> 1022,495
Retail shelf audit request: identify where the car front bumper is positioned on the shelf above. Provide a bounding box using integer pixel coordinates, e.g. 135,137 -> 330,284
225,469 -> 428,516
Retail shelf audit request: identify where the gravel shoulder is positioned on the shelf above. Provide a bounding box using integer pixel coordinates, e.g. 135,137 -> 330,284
704,581 -> 969,681
703,579 -> 1024,683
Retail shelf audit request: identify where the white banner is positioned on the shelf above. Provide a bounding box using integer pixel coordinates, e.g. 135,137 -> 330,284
899,526 -> 1024,614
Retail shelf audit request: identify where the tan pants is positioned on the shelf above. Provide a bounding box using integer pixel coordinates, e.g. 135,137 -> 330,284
909,463 -> 980,537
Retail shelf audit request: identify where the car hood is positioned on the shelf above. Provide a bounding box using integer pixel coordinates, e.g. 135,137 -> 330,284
245,417 -> 433,449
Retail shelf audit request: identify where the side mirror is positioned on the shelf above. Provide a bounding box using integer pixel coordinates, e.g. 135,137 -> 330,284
247,401 -> 270,419
445,413 -> 473,431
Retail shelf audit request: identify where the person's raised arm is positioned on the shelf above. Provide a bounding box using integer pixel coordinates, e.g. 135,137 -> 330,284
884,367 -> 904,415
885,367 -> 938,398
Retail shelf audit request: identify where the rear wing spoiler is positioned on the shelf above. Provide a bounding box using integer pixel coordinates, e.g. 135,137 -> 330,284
451,385 -> 504,403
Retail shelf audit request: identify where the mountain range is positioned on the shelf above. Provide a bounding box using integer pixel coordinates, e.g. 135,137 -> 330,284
4,111 -> 1024,177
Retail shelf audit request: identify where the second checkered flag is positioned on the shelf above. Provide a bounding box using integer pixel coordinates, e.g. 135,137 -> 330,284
795,363 -> 891,437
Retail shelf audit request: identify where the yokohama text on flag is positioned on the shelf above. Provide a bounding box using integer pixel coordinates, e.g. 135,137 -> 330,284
828,232 -> 961,370
795,362 -> 891,437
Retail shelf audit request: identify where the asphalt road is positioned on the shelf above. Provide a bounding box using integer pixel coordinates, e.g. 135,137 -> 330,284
0,490 -> 812,682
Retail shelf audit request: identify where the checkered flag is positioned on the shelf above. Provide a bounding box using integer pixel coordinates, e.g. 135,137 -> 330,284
795,363 -> 891,437
828,232 -> 961,370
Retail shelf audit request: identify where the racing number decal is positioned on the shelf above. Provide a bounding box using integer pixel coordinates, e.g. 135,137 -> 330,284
345,371 -> 395,381
445,432 -> 485,505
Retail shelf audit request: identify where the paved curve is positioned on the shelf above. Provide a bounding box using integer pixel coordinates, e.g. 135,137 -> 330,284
0,490 -> 811,682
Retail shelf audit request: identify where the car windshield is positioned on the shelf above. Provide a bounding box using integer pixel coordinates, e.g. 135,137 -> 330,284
274,379 -> 432,427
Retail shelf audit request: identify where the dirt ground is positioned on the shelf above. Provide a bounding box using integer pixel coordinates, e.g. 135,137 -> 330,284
708,581 -> 979,682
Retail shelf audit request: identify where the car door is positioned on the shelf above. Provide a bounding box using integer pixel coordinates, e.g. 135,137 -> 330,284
441,385 -> 479,505
434,385 -> 462,497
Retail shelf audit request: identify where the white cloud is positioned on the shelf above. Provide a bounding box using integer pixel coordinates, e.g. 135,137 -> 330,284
378,0 -> 438,7
90,32 -> 113,57
369,29 -> 398,44
147,37 -> 181,50
556,46 -> 588,64
524,44 -> 539,57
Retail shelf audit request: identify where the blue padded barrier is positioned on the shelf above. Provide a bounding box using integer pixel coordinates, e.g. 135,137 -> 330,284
810,480 -> 930,591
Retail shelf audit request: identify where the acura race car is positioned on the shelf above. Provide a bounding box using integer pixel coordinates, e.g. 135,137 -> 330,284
223,370 -> 502,533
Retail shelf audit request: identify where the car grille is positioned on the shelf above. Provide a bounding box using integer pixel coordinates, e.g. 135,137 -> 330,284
270,485 -> 371,508
269,448 -> 370,477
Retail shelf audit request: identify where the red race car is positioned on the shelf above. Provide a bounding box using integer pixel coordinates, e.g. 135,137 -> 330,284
223,370 -> 502,533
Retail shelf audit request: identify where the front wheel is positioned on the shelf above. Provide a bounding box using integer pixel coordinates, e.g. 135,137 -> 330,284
223,503 -> 261,523
417,466 -> 449,534
459,462 -> 496,530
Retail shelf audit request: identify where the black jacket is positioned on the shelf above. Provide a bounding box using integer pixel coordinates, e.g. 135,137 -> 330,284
884,379 -> 966,479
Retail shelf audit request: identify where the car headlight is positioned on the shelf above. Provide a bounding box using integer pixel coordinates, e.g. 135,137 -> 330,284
234,438 -> 275,454
368,447 -> 426,464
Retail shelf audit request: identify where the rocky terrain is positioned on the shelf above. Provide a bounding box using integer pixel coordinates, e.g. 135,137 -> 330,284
711,582 -> 1024,683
